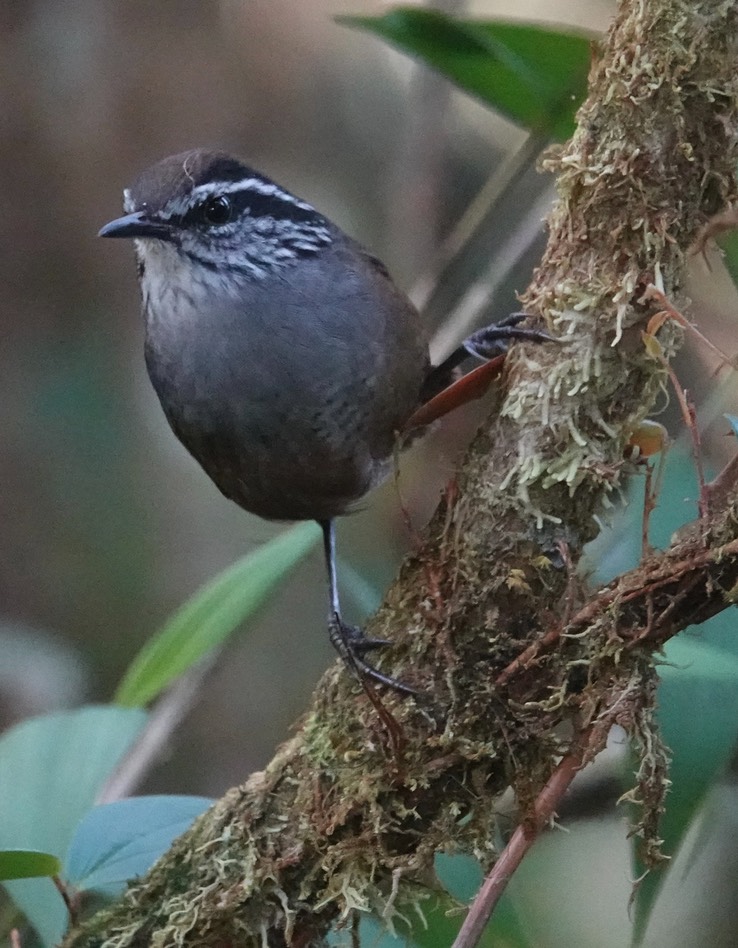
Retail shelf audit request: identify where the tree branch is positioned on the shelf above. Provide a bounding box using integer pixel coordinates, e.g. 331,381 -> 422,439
62,2 -> 738,945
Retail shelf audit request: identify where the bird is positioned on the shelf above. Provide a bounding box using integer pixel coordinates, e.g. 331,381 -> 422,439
99,148 -> 551,694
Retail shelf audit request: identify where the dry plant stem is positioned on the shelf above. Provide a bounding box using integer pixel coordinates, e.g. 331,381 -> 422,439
414,130 -> 546,333
61,3 -> 738,946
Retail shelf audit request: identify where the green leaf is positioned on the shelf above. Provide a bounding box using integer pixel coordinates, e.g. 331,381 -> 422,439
340,10 -> 595,140
115,521 -> 321,707
65,796 -> 212,895
0,705 -> 147,946
0,850 -> 61,881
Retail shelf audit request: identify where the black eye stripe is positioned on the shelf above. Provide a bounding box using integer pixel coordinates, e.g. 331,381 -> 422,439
180,188 -> 327,231
234,190 -> 322,227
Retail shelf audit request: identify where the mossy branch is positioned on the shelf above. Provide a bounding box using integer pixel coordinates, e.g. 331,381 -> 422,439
62,1 -> 738,945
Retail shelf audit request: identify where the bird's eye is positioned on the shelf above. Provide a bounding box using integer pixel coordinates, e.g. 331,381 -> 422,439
201,195 -> 233,226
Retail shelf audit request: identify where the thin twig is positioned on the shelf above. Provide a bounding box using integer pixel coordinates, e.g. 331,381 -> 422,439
495,627 -> 562,688
451,736 -> 591,948
412,132 -> 546,316
706,451 -> 738,510
52,876 -> 77,926
642,285 -> 738,371
641,460 -> 655,561
568,535 -> 738,638
97,657 -> 215,803
495,528 -> 738,690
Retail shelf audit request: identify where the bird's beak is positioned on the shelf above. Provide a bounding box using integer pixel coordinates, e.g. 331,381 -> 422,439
98,211 -> 173,241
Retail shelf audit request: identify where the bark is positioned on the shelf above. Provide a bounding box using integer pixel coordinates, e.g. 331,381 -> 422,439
62,1 -> 738,945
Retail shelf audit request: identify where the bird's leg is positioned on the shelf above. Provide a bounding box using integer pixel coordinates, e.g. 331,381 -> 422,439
319,519 -> 416,695
421,312 -> 554,402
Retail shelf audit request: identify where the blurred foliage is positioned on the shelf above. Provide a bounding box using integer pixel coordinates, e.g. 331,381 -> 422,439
0,706 -> 147,944
341,9 -> 594,140
65,796 -> 212,898
115,522 -> 320,706
0,851 -> 61,883
0,521 -> 318,943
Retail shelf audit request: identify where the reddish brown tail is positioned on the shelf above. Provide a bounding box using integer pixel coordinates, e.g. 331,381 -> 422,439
404,354 -> 506,431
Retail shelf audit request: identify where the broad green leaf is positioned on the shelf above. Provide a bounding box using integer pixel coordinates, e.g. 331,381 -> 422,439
115,521 -> 320,707
0,705 -> 147,946
340,10 -> 595,140
639,783 -> 738,943
0,850 -> 61,881
65,795 -> 212,895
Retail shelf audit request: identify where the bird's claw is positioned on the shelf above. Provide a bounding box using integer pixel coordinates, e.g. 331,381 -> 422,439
328,612 -> 417,695
462,312 -> 557,361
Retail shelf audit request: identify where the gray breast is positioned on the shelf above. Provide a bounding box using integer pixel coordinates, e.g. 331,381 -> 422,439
140,237 -> 429,521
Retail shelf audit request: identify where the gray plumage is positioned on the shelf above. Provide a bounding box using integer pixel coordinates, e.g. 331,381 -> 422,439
113,149 -> 429,522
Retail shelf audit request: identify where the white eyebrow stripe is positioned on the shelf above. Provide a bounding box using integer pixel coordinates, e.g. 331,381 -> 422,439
190,178 -> 317,212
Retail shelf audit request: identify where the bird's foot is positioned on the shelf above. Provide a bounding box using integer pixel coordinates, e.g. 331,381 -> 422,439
328,612 -> 417,696
462,312 -> 556,361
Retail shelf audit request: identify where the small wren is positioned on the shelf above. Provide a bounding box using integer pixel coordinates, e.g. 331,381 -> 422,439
99,149 -> 550,693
